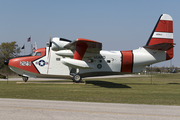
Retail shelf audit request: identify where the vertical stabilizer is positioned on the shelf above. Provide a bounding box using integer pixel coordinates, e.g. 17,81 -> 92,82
145,14 -> 173,60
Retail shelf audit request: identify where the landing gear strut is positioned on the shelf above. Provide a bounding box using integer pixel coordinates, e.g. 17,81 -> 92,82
72,74 -> 82,83
22,76 -> 28,82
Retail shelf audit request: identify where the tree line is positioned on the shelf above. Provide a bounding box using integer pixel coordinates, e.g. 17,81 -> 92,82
0,41 -> 21,77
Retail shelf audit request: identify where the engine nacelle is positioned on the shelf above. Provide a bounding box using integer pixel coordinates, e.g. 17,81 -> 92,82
51,37 -> 71,51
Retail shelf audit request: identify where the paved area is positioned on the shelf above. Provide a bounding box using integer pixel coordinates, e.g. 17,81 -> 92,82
0,98 -> 180,120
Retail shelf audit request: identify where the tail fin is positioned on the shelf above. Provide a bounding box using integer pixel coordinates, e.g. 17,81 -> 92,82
145,14 -> 174,60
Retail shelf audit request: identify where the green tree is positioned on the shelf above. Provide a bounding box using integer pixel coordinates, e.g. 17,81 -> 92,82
0,41 -> 21,75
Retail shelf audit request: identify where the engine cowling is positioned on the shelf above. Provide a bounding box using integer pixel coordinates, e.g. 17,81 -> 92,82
51,37 -> 71,51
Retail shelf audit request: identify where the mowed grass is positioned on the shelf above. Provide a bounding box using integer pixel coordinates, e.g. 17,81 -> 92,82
0,73 -> 180,105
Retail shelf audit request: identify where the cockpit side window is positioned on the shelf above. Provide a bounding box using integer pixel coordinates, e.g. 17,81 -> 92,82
35,52 -> 41,56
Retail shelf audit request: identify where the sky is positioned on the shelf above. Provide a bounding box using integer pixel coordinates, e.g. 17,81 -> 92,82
0,0 -> 180,67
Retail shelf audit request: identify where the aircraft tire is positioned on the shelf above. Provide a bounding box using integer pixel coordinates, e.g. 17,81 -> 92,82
22,76 -> 28,82
73,74 -> 82,83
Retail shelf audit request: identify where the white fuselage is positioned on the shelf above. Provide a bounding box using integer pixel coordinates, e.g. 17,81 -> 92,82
8,47 -> 166,79
18,47 -> 165,78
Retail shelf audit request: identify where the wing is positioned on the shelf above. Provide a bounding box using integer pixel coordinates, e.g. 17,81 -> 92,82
64,38 -> 102,60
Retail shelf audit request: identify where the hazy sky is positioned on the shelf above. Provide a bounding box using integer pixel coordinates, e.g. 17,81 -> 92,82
0,0 -> 180,67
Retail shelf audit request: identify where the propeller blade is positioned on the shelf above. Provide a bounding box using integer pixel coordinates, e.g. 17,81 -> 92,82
48,36 -> 52,58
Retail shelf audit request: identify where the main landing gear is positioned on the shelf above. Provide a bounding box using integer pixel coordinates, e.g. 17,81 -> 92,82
70,68 -> 82,83
22,76 -> 28,82
72,74 -> 82,83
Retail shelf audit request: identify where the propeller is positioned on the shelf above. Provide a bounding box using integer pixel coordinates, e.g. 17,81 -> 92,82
47,36 -> 52,74
48,36 -> 52,58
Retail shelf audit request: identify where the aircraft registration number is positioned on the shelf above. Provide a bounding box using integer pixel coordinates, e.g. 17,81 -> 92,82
20,61 -> 31,66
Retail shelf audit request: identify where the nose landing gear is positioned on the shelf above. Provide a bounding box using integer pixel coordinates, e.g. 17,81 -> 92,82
22,76 -> 28,82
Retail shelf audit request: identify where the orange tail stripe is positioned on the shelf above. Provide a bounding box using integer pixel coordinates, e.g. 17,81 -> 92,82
155,20 -> 173,33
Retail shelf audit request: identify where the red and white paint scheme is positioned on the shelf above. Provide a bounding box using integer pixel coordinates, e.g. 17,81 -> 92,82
5,14 -> 175,82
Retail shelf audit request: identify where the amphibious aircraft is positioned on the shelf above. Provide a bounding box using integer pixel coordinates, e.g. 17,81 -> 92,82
4,14 -> 174,82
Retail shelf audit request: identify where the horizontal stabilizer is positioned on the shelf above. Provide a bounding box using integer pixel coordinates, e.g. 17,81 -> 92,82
144,43 -> 175,51
61,58 -> 94,69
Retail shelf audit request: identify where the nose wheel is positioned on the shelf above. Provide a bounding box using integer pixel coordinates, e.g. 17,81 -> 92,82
22,76 -> 28,82
72,74 -> 82,83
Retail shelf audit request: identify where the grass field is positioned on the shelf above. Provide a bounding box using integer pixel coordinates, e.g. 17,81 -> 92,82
0,73 -> 180,105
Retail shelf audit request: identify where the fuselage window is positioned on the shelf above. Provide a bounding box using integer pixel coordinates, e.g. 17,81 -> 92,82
56,58 -> 60,61
107,60 -> 111,63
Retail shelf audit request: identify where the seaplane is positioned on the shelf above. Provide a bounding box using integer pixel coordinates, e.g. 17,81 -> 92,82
4,14 -> 174,82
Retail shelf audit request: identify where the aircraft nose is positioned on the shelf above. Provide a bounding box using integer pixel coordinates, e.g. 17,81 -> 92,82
4,60 -> 9,65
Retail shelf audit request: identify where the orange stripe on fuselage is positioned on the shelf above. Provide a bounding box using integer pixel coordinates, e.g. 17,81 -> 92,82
121,50 -> 133,73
